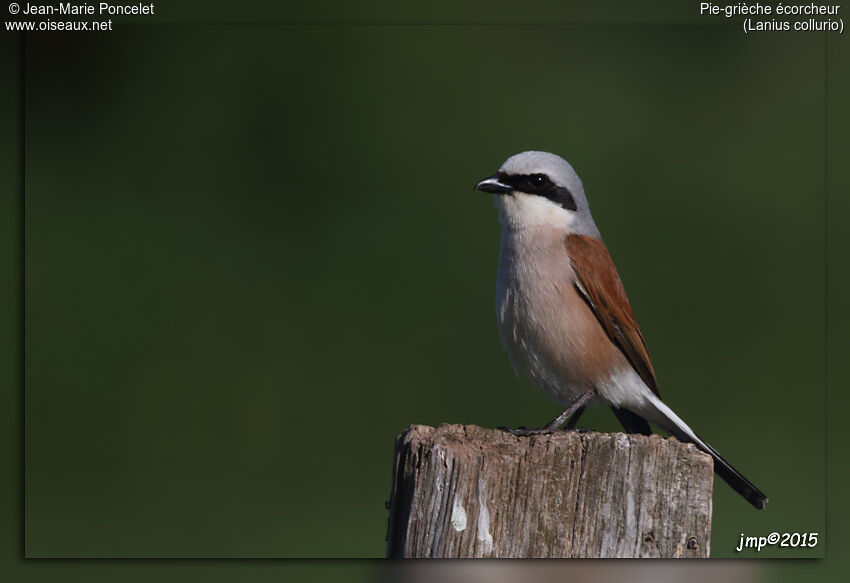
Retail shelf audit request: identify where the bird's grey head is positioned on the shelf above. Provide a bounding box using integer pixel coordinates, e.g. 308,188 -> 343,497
475,151 -> 600,237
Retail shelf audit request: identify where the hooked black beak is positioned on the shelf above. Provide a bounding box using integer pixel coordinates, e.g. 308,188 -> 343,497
474,175 -> 513,194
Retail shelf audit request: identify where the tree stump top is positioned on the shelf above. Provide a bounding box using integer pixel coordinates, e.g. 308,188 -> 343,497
386,424 -> 714,558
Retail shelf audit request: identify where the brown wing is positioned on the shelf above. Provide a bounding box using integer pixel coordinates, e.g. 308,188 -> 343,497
565,234 -> 659,396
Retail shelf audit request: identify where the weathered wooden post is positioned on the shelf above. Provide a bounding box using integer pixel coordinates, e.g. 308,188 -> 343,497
386,424 -> 713,558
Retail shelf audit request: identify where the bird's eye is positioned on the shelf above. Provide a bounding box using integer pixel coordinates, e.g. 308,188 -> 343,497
531,175 -> 547,188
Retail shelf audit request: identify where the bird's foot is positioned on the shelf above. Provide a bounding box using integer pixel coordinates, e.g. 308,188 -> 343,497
498,425 -> 558,436
499,424 -> 590,436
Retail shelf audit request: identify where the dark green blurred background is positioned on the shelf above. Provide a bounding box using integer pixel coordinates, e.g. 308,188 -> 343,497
19,21 -> 827,560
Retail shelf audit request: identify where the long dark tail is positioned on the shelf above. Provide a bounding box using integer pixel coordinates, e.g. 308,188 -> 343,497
617,397 -> 768,510
683,429 -> 768,510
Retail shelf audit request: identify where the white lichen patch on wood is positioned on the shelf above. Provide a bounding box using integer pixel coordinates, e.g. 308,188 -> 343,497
476,477 -> 494,554
450,495 -> 467,532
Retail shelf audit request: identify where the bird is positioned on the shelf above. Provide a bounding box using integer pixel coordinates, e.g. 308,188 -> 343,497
475,150 -> 767,510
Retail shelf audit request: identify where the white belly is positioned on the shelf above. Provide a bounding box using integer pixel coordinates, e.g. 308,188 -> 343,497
495,227 -> 590,406
495,227 -> 658,413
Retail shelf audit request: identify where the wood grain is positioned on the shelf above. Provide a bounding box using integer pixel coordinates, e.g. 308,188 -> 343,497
386,424 -> 713,558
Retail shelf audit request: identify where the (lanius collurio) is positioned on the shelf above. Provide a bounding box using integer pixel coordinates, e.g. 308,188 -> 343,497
475,151 -> 767,510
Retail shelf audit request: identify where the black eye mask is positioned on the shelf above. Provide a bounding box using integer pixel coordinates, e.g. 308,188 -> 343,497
497,172 -> 577,211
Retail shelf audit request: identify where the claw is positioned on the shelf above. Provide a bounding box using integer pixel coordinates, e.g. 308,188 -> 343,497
499,425 -> 556,436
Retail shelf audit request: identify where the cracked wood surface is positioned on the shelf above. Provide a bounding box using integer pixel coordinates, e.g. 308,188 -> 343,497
385,424 -> 713,558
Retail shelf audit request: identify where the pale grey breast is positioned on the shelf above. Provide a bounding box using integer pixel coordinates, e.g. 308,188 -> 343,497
495,225 -> 626,406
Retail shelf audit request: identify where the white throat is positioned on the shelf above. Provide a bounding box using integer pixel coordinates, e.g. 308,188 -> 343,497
497,192 -> 575,231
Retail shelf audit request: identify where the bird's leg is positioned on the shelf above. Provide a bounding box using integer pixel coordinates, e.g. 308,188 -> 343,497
565,404 -> 591,433
500,392 -> 594,436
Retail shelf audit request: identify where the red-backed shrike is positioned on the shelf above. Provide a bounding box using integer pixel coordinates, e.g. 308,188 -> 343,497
476,151 -> 767,509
